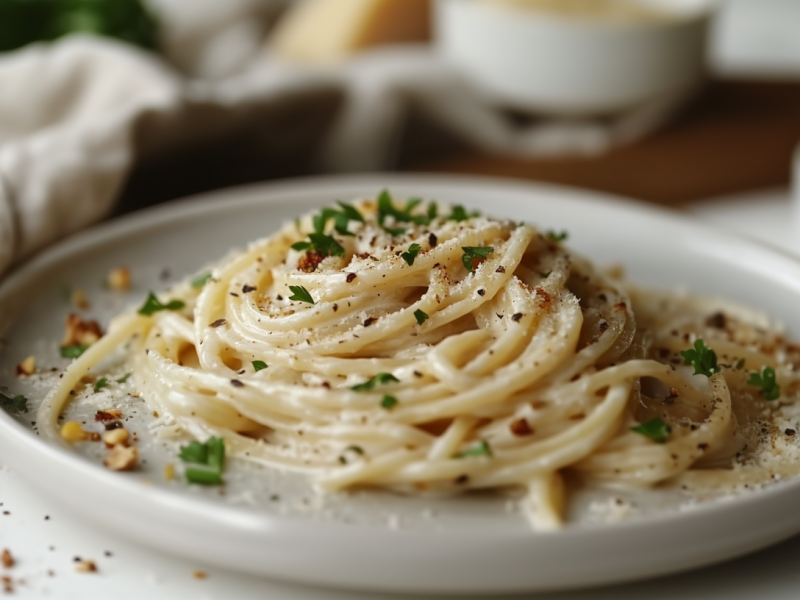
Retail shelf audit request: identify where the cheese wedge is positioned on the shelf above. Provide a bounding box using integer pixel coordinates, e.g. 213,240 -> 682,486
271,0 -> 430,63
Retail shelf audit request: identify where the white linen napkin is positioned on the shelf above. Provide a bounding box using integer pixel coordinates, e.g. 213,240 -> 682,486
0,16 -> 687,277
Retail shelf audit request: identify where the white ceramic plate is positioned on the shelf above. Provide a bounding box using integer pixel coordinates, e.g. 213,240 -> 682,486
2,175 -> 800,595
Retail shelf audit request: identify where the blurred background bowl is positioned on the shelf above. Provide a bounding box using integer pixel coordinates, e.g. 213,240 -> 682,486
434,0 -> 719,116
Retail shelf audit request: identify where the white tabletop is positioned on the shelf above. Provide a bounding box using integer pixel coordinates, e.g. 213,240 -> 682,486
3,187 -> 800,600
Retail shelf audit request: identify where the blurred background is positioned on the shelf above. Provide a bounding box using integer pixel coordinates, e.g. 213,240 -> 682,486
2,0 -> 800,270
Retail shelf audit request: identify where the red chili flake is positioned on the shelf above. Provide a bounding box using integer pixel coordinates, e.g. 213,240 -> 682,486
230,379 -> 244,388
105,421 -> 122,431
242,285 -> 257,294
1,549 -> 14,568
346,273 -> 357,283
209,319 -> 226,328
95,410 -> 122,423
511,313 -> 523,322
298,251 -> 325,273
509,419 -> 533,436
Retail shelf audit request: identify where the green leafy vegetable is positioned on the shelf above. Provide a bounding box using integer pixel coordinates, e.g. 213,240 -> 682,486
288,285 -> 315,305
748,366 -> 780,401
94,377 -> 109,393
381,395 -> 398,410
461,246 -> 494,272
455,440 -> 492,458
679,339 -> 720,378
0,0 -> 159,54
179,436 -> 225,486
116,373 -> 132,384
414,309 -> 429,325
252,360 -> 268,372
401,243 -> 422,266
352,372 -> 399,392
191,273 -> 212,288
138,292 -> 185,316
631,418 -> 671,443
0,392 -> 27,413
547,230 -> 568,242
447,205 -> 480,222
60,344 -> 89,358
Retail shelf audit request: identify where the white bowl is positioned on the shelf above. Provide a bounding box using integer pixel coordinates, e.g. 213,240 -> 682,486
434,0 -> 717,116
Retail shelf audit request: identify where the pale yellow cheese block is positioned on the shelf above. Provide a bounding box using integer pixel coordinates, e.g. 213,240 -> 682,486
271,0 -> 431,63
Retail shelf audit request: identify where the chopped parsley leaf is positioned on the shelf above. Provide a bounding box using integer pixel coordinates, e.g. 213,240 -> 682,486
381,395 -> 398,410
461,246 -> 494,272
377,190 -> 430,232
747,366 -> 780,401
116,373 -> 132,384
0,392 -> 28,413
401,243 -> 422,266
191,273 -> 212,288
631,418 -> 671,443
679,339 -> 720,378
252,360 -> 268,372
94,378 -> 109,393
352,372 -> 399,392
455,440 -> 492,458
179,436 -> 225,486
60,344 -> 89,358
540,271 -> 551,278
138,292 -> 185,316
547,230 -> 568,243
288,285 -> 315,305
448,205 -> 480,222
414,309 -> 429,325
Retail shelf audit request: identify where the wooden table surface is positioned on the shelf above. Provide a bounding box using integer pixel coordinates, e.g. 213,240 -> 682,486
405,80 -> 800,206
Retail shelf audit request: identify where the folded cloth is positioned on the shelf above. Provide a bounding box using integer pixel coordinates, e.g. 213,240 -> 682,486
0,28 -> 689,277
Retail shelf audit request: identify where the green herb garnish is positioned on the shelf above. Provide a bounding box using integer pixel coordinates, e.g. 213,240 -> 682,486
288,285 -> 315,305
116,373 -> 132,384
679,339 -> 720,378
401,243 -> 422,266
414,309 -> 429,325
352,372 -> 399,392
377,191 -> 431,232
748,366 -> 780,401
60,344 -> 89,358
448,205 -> 480,222
461,246 -> 494,272
179,436 -> 225,486
0,392 -> 28,413
252,360 -> 268,372
191,273 -> 212,288
381,395 -> 398,410
94,377 -> 109,393
547,230 -> 568,242
455,440 -> 492,458
138,292 -> 185,316
631,418 -> 671,443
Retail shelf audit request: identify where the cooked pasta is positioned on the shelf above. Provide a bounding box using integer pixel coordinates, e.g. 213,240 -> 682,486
37,193 -> 800,529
